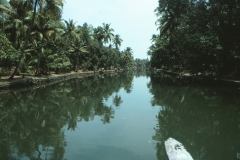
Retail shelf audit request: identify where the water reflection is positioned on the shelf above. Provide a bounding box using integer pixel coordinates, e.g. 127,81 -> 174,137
0,73 -> 134,160
112,94 -> 123,107
149,74 -> 240,160
1,72 -> 239,160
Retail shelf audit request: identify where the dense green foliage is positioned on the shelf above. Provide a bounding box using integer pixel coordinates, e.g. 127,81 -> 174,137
149,0 -> 240,77
0,0 -> 135,78
0,33 -> 18,66
134,58 -> 150,70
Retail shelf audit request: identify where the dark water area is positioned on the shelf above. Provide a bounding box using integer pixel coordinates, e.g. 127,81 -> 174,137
0,72 -> 240,160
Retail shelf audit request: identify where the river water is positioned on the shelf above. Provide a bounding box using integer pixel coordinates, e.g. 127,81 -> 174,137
0,72 -> 240,160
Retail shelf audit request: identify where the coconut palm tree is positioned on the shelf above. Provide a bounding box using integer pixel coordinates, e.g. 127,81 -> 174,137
68,39 -> 88,72
9,0 -> 64,79
77,23 -> 92,46
112,34 -> 122,50
0,0 -> 12,32
8,0 -> 37,79
31,13 -> 64,75
155,10 -> 176,38
125,47 -> 133,53
62,19 -> 79,42
102,23 -> 114,44
93,26 -> 104,45
150,34 -> 159,43
4,0 -> 32,49
4,17 -> 28,49
120,47 -> 134,69
39,0 -> 64,21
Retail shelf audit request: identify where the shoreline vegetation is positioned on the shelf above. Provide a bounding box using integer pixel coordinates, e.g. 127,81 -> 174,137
0,69 -> 122,93
0,67 -> 239,94
154,68 -> 240,87
1,0 -> 239,91
148,1 -> 240,79
0,0 -> 139,81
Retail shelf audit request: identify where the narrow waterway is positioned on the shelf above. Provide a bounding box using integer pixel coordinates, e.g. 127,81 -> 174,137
0,72 -> 240,160
63,74 -> 158,160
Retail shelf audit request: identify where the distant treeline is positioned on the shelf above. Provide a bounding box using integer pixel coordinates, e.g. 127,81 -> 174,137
149,0 -> 240,77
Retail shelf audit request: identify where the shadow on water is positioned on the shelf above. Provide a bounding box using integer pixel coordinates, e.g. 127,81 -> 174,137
0,73 -> 134,160
149,73 -> 240,160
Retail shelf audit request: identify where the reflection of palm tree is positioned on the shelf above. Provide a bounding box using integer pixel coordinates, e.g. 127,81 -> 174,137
149,74 -> 240,160
112,94 -> 123,107
50,143 -> 65,160
122,73 -> 134,93
101,105 -> 114,124
0,73 -> 137,159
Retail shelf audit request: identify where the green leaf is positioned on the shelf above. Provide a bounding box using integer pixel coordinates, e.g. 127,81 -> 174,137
53,58 -> 63,63
41,120 -> 46,127
27,58 -> 38,66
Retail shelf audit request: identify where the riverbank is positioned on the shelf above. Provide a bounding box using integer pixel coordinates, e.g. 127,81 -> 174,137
0,70 -> 119,94
155,69 -> 240,88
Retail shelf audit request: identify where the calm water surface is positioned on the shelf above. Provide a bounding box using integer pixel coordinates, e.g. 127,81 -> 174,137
0,73 -> 240,160
63,75 -> 157,160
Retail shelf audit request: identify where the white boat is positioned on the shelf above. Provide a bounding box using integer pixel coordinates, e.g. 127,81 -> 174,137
165,137 -> 193,160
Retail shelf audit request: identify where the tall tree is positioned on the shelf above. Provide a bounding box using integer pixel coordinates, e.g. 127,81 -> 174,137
62,19 -> 79,42
9,0 -> 64,79
0,0 -> 11,32
150,0 -> 240,76
102,23 -> 114,44
68,39 -> 88,72
113,34 -> 122,50
9,0 -> 38,79
93,26 -> 104,45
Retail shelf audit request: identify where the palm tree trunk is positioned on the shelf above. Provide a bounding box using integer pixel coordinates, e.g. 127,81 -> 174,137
36,43 -> 43,76
9,0 -> 38,79
75,54 -> 79,72
35,50 -> 41,76
1,7 -> 4,33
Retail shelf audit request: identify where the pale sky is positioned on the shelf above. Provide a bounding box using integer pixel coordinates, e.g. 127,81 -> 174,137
62,0 -> 158,59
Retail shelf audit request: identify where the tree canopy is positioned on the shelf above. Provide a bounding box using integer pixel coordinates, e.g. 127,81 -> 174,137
0,0 -> 135,78
149,0 -> 240,77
